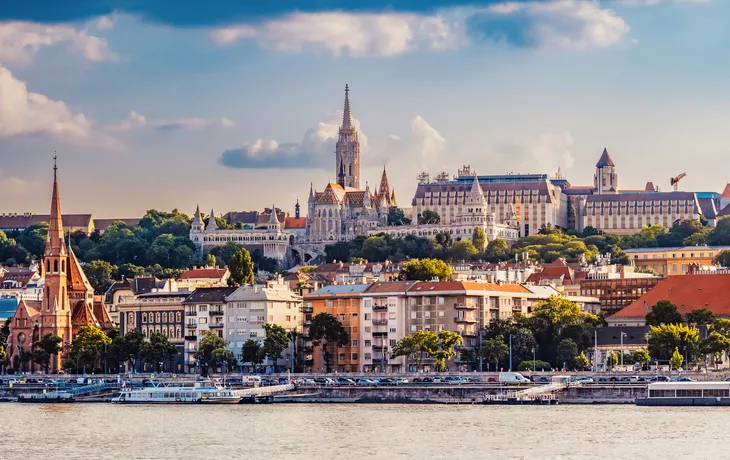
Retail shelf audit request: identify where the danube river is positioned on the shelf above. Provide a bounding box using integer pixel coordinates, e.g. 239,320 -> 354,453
4,404 -> 723,459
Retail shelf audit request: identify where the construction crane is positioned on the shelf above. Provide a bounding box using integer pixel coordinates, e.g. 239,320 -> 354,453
670,172 -> 687,191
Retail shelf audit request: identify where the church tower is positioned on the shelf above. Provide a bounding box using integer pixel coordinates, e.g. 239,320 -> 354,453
40,157 -> 72,370
335,84 -> 360,189
594,148 -> 618,194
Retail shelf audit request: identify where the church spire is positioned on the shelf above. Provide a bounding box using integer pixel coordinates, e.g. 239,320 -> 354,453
342,84 -> 352,130
206,208 -> 218,231
46,154 -> 66,257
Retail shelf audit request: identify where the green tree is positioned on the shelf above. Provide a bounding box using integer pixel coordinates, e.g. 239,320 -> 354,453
485,238 -> 509,262
262,324 -> 291,372
387,207 -> 411,226
556,339 -> 580,369
206,253 -> 217,267
228,248 -> 254,286
109,329 -> 144,371
360,236 -> 392,262
83,260 -> 117,293
31,334 -> 62,373
708,217 -> 730,246
631,349 -> 651,367
472,227 -> 486,251
67,326 -> 112,373
417,210 -> 441,225
716,250 -> 730,268
434,232 -> 453,250
196,332 -> 229,376
517,360 -> 552,372
648,323 -> 699,361
670,347 -> 684,370
685,308 -> 714,326
391,333 -> 428,371
241,339 -> 263,370
449,239 -> 479,261
400,258 -> 452,281
645,300 -> 683,326
422,330 -> 463,372
0,345 -> 8,371
575,351 -> 590,370
700,332 -> 730,369
605,349 -> 619,368
211,348 -> 236,373
210,242 -> 242,267
308,313 -> 349,372
480,337 -> 508,371
140,332 -> 178,372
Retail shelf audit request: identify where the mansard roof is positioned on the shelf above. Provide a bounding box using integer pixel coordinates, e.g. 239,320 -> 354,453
411,180 -> 554,206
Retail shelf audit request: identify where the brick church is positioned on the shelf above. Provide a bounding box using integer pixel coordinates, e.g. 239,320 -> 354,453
8,160 -> 112,373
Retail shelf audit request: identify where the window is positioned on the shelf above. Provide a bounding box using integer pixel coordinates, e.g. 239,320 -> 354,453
352,313 -> 358,319
410,325 -> 417,332
438,311 -> 445,317
389,328 -> 396,333
352,340 -> 358,346
364,353 -> 372,360
176,312 -> 181,322
339,314 -> 345,321
365,340 -> 371,347
162,312 -> 168,323
364,313 -> 371,320
351,353 -> 358,360
390,339 -> 396,346
389,312 -> 396,319
437,297 -> 444,305
410,312 -> 417,319
250,331 -> 258,337
156,313 -> 161,323
199,318 -> 208,324
424,311 -> 431,319
365,327 -> 371,333
327,301 -> 333,308
286,315 -> 291,322
339,353 -> 346,361
199,305 -> 208,312
142,313 -> 148,323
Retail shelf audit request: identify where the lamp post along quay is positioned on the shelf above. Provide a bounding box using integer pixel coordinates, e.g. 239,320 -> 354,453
620,332 -> 627,367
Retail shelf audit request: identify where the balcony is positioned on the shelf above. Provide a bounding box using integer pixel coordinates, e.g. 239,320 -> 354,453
185,311 -> 197,316
303,306 -> 313,313
373,331 -> 388,337
454,317 -> 477,324
304,320 -> 312,326
372,345 -> 387,352
303,346 -> 314,353
372,305 -> 388,311
209,309 -> 224,316
184,335 -> 197,341
209,323 -> 224,329
372,319 -> 388,326
186,347 -> 198,354
454,303 -> 477,310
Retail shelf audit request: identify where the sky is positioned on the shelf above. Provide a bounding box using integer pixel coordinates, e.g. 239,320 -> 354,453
1,0 -> 729,218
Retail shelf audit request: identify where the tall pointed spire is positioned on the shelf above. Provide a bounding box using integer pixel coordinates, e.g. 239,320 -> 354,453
192,204 -> 204,227
468,173 -> 485,204
342,84 -> 352,130
46,154 -> 66,257
206,208 -> 218,231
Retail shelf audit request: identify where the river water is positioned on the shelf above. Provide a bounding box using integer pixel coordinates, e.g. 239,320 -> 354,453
3,404 -> 725,459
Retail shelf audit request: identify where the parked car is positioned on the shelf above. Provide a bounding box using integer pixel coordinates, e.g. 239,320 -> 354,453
356,378 -> 377,386
499,372 -> 530,384
379,378 -> 395,385
651,376 -> 671,382
678,377 -> 694,382
575,377 -> 594,384
431,377 -> 444,384
301,378 -> 316,385
466,377 -> 481,383
394,378 -> 409,385
313,377 -> 335,385
421,377 -> 434,384
535,376 -> 550,384
444,377 -> 462,384
487,377 -> 498,383
336,377 -> 357,386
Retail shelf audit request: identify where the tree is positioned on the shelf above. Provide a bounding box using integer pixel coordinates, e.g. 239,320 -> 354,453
685,308 -> 714,326
31,334 -> 62,373
670,347 -> 684,370
400,258 -> 452,282
472,227 -> 486,251
83,260 -> 117,293
109,329 -> 144,371
716,250 -> 730,268
211,348 -> 236,373
645,300 -> 683,326
708,217 -> 730,246
228,248 -> 254,286
448,239 -> 479,261
605,350 -> 619,368
196,332 -> 229,376
556,339 -> 579,369
421,330 -> 462,372
700,332 -> 730,368
631,349 -> 651,367
0,345 -> 8,372
517,360 -> 551,372
485,238 -> 509,262
67,326 -> 112,373
575,351 -> 590,370
387,207 -> 411,226
391,334 -> 426,371
140,332 -> 178,372
434,232 -> 453,250
262,324 -> 291,372
210,242 -> 242,267
241,339 -> 263,370
308,313 -> 348,372
417,210 -> 441,225
648,323 -> 699,361
206,253 -> 217,267
480,337 -> 508,371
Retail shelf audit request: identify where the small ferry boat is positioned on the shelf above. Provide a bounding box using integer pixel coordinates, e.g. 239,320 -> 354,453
636,382 -> 730,406
112,381 -> 240,404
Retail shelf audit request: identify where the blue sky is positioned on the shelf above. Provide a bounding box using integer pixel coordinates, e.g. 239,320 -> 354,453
0,0 -> 728,218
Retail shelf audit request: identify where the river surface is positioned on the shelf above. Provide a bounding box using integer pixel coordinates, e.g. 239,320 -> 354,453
3,403 -> 725,459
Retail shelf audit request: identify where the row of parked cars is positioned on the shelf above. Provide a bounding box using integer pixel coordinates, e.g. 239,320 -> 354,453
572,375 -> 690,384
298,376 -> 489,386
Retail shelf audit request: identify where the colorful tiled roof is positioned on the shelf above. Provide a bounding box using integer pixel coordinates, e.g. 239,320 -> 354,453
178,268 -> 228,280
285,217 -> 307,229
596,148 -> 615,168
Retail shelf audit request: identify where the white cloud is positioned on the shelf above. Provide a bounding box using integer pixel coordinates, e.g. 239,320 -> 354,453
0,169 -> 39,197
107,110 -> 235,132
94,16 -> 116,30
494,131 -> 575,174
478,0 -> 631,50
0,65 -> 119,149
220,110 -> 369,168
411,115 -> 446,167
0,21 -> 119,66
212,12 -> 466,57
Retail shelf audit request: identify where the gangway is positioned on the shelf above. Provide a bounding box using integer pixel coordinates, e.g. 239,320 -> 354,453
483,382 -> 576,405
235,384 -> 295,397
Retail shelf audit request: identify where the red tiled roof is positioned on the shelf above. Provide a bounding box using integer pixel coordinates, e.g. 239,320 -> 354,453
722,184 -> 730,199
366,281 -> 417,294
610,274 -> 730,319
526,266 -> 574,285
285,217 -> 306,229
178,268 -> 228,280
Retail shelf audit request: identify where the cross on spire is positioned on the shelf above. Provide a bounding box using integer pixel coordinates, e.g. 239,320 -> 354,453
53,152 -> 58,181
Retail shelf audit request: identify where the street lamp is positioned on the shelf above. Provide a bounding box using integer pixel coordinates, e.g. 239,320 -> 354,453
532,347 -> 536,374
508,334 -> 513,372
620,332 -> 627,368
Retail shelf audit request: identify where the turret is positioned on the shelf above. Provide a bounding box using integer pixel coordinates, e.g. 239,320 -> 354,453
206,208 -> 218,231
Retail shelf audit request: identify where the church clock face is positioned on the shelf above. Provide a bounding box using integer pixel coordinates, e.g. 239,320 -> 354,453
17,332 -> 26,345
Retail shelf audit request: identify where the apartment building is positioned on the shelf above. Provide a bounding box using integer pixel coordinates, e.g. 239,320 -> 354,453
225,280 -> 302,372
304,284 -> 370,373
360,281 -> 412,372
624,246 -> 730,276
182,287 -> 237,373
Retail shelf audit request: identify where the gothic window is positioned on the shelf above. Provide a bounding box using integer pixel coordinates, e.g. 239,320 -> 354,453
156,312 -> 161,323
53,260 -> 58,272
176,312 -> 182,322
46,260 -> 50,273
349,164 -> 352,176
163,312 -> 168,323
46,287 -> 50,311
61,260 -> 65,273
142,313 -> 147,323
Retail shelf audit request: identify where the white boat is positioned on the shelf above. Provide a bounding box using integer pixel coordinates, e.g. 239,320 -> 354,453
636,381 -> 730,406
112,381 -> 241,404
